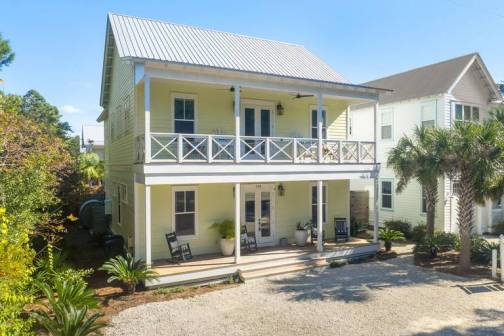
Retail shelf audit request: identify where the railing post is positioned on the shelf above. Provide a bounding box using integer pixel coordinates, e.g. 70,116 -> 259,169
144,76 -> 151,163
356,141 -> 361,163
234,85 -> 241,163
177,134 -> 183,163
207,135 -> 213,163
317,92 -> 323,163
338,140 -> 342,163
265,138 -> 271,163
373,102 -> 379,164
293,139 -> 298,163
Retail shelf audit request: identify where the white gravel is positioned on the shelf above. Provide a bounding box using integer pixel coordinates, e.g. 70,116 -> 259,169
105,255 -> 504,336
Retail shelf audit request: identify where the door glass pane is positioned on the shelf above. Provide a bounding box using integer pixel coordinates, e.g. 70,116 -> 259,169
260,109 -> 271,137
260,192 -> 271,237
245,108 -> 255,136
245,192 -> 255,222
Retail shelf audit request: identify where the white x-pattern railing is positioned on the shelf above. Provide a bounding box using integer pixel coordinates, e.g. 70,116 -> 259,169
139,133 -> 375,164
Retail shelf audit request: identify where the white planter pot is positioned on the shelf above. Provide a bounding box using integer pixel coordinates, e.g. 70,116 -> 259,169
219,238 -> 235,256
294,230 -> 309,247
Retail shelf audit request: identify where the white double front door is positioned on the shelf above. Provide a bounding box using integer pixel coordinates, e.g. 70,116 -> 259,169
241,184 -> 275,245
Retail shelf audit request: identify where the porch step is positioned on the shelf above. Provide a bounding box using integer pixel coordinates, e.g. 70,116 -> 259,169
240,259 -> 327,280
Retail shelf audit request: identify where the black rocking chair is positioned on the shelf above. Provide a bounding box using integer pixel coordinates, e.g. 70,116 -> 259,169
241,224 -> 258,252
310,221 -> 325,245
334,217 -> 349,242
165,232 -> 193,262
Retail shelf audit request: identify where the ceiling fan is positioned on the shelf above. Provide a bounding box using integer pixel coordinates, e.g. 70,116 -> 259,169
291,93 -> 314,99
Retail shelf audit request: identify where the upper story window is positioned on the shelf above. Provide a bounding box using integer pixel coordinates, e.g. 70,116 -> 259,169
420,101 -> 436,128
174,95 -> 196,134
311,109 -> 327,139
381,110 -> 393,140
455,103 -> 479,122
381,179 -> 393,210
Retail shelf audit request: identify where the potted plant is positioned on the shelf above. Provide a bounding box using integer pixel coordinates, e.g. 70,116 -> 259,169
294,221 -> 310,247
378,227 -> 405,252
211,219 -> 235,256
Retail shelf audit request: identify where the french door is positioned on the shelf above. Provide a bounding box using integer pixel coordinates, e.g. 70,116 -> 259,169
241,105 -> 272,159
242,184 -> 275,245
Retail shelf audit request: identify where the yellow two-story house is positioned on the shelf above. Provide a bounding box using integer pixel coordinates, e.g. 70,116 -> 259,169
98,13 -> 388,286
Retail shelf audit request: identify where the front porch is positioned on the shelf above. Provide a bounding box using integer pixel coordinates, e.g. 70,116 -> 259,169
148,238 -> 378,287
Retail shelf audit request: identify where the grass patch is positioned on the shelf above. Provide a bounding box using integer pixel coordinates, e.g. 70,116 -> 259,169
154,286 -> 185,295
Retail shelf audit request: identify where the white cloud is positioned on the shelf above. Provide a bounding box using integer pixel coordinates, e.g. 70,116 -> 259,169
60,105 -> 82,114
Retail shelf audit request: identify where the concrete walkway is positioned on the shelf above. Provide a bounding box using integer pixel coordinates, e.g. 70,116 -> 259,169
105,254 -> 504,336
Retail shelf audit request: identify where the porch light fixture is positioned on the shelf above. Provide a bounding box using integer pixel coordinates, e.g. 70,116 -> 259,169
277,183 -> 285,196
276,103 -> 284,116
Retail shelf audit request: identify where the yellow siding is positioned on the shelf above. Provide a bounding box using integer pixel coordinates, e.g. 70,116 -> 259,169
147,181 -> 350,260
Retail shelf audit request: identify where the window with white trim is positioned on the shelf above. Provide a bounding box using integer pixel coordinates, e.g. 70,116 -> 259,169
311,184 -> 327,224
455,103 -> 480,122
173,187 -> 197,237
420,101 -> 436,128
114,183 -> 127,225
174,96 -> 195,134
381,110 -> 393,140
311,109 -> 327,139
381,180 -> 393,209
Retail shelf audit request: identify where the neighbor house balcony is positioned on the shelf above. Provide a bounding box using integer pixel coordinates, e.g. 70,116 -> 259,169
135,133 -> 375,165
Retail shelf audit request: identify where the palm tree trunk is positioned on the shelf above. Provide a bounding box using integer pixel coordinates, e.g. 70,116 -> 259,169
457,167 -> 474,271
425,183 -> 438,237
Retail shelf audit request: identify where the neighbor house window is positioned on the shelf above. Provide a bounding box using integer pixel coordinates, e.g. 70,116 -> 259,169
174,96 -> 196,133
311,109 -> 327,139
421,187 -> 427,213
455,104 -> 480,122
381,110 -> 393,140
173,187 -> 197,237
311,184 -> 327,224
420,101 -> 436,128
381,180 -> 393,209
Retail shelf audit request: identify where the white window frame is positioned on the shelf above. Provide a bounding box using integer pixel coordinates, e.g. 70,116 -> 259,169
420,100 -> 437,128
171,186 -> 198,239
309,183 -> 328,225
380,179 -> 394,210
172,93 -> 198,134
380,109 -> 394,141
453,102 -> 480,123
309,105 -> 327,139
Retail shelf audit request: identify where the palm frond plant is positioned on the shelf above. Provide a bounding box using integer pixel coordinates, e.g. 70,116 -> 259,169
378,227 -> 405,251
210,219 -> 235,239
32,304 -> 105,336
99,253 -> 159,294
36,278 -> 99,309
387,126 -> 449,237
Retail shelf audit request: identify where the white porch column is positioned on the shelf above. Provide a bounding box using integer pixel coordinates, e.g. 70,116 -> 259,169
234,183 -> 241,263
234,86 -> 241,163
373,102 -> 379,163
317,92 -> 324,162
145,184 -> 152,266
373,178 -> 379,243
317,180 -> 324,252
144,76 -> 151,163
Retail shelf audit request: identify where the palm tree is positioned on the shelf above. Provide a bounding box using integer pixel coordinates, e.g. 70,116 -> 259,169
441,120 -> 504,271
387,126 -> 449,237
78,152 -> 104,186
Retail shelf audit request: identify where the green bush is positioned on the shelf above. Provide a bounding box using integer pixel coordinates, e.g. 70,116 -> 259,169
350,217 -> 367,236
414,232 -> 460,258
435,232 -> 460,251
210,219 -> 235,239
411,224 -> 427,242
471,236 -> 499,264
36,278 -> 99,309
384,220 -> 412,240
33,304 -> 105,336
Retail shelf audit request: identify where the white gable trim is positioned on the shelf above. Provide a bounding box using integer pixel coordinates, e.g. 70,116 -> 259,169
447,55 -> 476,95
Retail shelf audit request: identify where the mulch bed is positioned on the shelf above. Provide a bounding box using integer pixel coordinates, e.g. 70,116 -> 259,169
414,251 -> 493,279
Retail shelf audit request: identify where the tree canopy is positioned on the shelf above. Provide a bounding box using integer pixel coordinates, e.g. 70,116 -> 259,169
0,33 -> 15,71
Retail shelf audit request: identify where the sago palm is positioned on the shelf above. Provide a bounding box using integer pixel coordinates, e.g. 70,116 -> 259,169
388,126 -> 449,236
99,253 -> 158,294
32,304 -> 105,336
36,278 -> 99,309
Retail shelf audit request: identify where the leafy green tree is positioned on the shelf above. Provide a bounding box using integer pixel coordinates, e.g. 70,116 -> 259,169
387,127 -> 449,237
78,152 -> 104,186
0,33 -> 15,71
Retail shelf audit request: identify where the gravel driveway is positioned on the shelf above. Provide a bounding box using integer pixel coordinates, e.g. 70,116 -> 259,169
105,255 -> 504,336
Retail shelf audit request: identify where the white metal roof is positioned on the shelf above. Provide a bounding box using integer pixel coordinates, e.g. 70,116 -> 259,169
108,13 -> 349,84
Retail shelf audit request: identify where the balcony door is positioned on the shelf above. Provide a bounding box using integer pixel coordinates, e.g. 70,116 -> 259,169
241,105 -> 272,159
242,184 -> 275,245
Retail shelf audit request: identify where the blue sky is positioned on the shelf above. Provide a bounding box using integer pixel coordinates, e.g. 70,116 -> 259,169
1,0 -> 503,135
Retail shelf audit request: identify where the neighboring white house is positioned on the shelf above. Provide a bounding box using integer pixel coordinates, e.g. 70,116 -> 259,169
81,124 -> 105,160
350,53 -> 503,234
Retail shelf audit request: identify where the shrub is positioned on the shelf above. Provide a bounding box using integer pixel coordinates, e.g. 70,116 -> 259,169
471,236 -> 499,264
32,304 -> 105,336
414,232 -> 460,258
36,278 -> 99,309
99,253 -> 159,294
411,224 -> 426,242
384,220 -> 412,240
435,232 -> 460,252
210,219 -> 235,239
350,217 -> 367,236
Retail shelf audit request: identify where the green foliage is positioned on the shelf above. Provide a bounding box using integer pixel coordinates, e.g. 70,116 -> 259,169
384,220 -> 412,239
211,219 -> 235,239
99,253 -> 159,294
411,224 -> 427,242
78,152 -> 104,185
0,208 -> 35,335
36,278 -> 99,309
414,232 -> 460,258
32,304 -> 105,336
154,286 -> 185,295
329,260 -> 347,268
296,221 -> 310,230
378,227 -> 405,243
470,236 -> 500,264
350,217 -> 367,236
0,33 -> 15,71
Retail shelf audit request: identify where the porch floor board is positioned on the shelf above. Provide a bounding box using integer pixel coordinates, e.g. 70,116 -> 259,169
152,238 -> 372,277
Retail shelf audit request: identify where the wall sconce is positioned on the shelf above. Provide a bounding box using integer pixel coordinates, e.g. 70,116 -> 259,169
276,103 -> 284,116
277,183 -> 285,196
